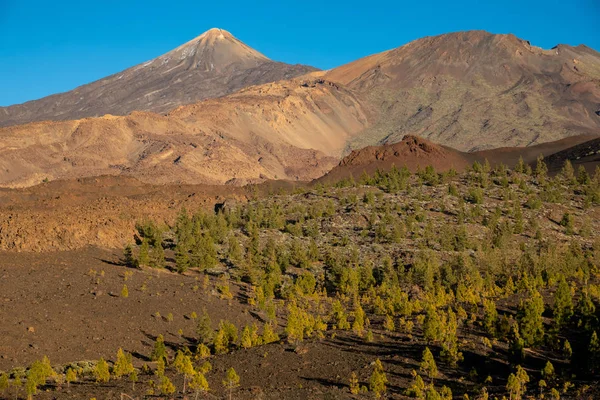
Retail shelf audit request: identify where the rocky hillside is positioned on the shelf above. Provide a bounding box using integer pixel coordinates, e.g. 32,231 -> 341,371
319,135 -> 477,182
320,134 -> 599,183
0,28 -> 317,127
0,79 -> 367,188
325,30 -> 600,151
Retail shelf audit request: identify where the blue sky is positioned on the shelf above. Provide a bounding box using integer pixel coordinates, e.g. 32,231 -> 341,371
0,0 -> 598,106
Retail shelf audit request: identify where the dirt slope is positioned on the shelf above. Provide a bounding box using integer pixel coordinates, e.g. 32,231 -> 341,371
0,28 -> 317,127
0,175 -> 250,251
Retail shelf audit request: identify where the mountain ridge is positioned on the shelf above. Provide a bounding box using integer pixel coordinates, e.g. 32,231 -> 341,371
325,30 -> 600,152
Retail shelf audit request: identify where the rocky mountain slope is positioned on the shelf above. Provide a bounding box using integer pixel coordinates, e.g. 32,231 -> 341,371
319,135 -> 477,182
325,30 -> 600,151
320,134 -> 599,183
0,28 -> 316,127
0,78 -> 367,188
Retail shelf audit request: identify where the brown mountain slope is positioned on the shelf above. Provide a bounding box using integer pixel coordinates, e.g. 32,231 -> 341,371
320,134 -> 597,183
0,79 -> 368,188
325,30 -> 600,151
0,28 -> 317,127
319,135 -> 476,182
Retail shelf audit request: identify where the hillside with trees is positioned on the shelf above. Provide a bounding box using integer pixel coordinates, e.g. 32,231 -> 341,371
1,158 -> 600,399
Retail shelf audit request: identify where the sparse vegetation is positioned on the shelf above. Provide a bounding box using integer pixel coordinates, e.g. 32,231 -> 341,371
5,160 -> 600,399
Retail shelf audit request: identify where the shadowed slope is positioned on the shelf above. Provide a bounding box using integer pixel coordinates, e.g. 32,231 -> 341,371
543,136 -> 600,174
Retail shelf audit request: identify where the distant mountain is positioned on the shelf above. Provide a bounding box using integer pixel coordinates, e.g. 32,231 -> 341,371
0,28 -> 317,127
1,30 -> 599,188
325,30 -> 600,152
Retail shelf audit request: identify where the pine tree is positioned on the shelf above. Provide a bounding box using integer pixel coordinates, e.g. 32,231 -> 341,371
175,242 -> 191,273
369,359 -> 387,399
561,160 -> 575,184
483,298 -> 498,336
195,343 -> 211,359
553,276 -> 573,327
440,308 -> 462,366
25,357 -> 55,400
563,339 -> 572,360
155,357 -> 166,377
560,212 -> 574,235
123,244 -> 138,268
352,303 -> 366,336
173,351 -> 195,393
405,369 -> 426,398
542,361 -> 554,380
213,329 -> 229,354
138,238 -> 150,267
196,308 -> 213,344
262,322 -> 280,344
515,156 -> 526,174
241,325 -> 253,349
94,358 -> 110,383
223,367 -> 240,400
577,165 -> 591,185
535,155 -> 548,180
112,348 -> 134,378
150,241 -> 165,268
159,375 -> 175,395
227,235 -> 243,264
349,371 -> 360,394
420,347 -> 438,383
121,284 -> 129,298
0,373 -> 7,395
517,289 -> 545,347
150,334 -> 168,362
506,365 -> 529,400
383,314 -> 395,332
129,370 -> 138,391
285,303 -> 307,343
423,306 -> 441,343
189,371 -> 209,400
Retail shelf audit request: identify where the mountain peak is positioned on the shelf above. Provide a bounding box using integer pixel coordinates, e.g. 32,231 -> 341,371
196,28 -> 233,41
164,27 -> 270,70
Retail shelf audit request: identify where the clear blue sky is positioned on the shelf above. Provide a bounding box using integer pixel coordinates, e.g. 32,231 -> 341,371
0,0 -> 598,106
